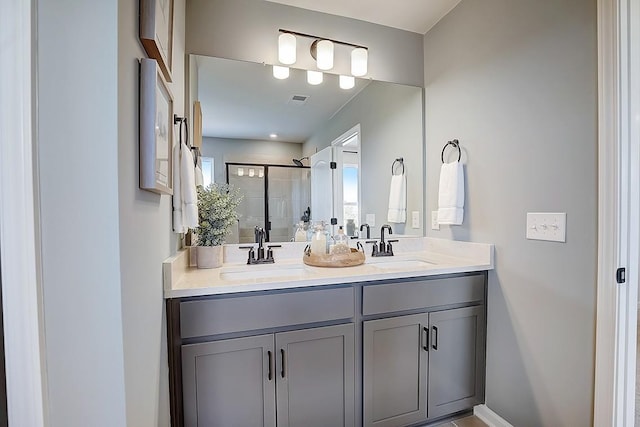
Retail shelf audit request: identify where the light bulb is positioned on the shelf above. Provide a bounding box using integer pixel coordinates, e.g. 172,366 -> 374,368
278,33 -> 296,65
307,70 -> 323,85
272,65 -> 289,79
249,168 -> 255,177
258,169 -> 264,178
339,75 -> 355,90
237,167 -> 244,177
351,47 -> 368,77
316,40 -> 334,70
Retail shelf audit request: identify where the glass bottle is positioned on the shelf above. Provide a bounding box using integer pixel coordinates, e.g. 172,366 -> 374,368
294,221 -> 307,242
331,226 -> 350,254
310,223 -> 328,255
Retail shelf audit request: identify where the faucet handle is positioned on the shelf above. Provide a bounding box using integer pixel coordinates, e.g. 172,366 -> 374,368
239,246 -> 256,263
267,244 -> 281,260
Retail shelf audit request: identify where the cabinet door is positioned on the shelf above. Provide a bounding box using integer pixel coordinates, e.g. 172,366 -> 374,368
275,324 -> 355,427
182,334 -> 276,427
428,306 -> 485,419
363,314 -> 430,427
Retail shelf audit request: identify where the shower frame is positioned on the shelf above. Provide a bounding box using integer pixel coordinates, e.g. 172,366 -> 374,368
225,162 -> 310,242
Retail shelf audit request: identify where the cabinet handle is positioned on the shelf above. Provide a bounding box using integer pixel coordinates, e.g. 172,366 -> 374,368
280,349 -> 286,378
267,351 -> 273,381
432,326 -> 438,350
422,326 -> 429,351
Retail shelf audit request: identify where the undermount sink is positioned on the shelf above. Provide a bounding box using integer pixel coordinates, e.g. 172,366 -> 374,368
219,265 -> 307,281
368,259 -> 436,271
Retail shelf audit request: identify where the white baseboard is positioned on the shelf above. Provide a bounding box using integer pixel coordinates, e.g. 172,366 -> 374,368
474,404 -> 513,427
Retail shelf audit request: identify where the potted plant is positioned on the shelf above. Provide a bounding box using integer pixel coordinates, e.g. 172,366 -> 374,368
195,183 -> 243,268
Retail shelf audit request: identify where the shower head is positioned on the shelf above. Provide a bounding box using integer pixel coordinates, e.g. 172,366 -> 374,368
292,156 -> 309,167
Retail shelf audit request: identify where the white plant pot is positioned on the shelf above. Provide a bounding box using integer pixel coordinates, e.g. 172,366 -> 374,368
196,245 -> 223,269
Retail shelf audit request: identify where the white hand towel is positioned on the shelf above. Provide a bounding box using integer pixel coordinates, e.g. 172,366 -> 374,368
180,143 -> 199,228
387,174 -> 407,223
172,139 -> 186,234
437,161 -> 464,225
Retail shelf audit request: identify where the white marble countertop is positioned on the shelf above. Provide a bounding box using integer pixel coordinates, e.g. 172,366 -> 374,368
163,237 -> 494,299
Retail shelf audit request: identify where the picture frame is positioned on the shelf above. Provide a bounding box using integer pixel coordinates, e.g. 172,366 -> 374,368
140,0 -> 174,82
140,58 -> 173,195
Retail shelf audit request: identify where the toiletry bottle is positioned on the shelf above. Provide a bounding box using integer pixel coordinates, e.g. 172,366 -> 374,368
310,223 -> 327,255
294,221 -> 307,242
331,226 -> 350,254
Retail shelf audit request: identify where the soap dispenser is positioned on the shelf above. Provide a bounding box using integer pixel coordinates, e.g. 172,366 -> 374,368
331,226 -> 350,254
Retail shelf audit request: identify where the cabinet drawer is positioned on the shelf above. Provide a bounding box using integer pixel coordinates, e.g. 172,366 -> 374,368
181,287 -> 355,338
362,274 -> 485,316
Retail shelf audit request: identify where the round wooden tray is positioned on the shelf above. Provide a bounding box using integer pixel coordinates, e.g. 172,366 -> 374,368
303,248 -> 365,268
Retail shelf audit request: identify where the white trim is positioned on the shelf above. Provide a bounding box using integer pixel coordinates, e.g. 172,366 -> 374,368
0,0 -> 47,426
473,404 -> 513,427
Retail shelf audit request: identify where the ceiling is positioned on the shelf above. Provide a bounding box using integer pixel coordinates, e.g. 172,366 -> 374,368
264,0 -> 462,34
197,56 -> 370,142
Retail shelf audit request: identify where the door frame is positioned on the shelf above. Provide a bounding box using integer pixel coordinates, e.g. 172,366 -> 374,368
594,0 -> 640,425
0,0 -> 47,426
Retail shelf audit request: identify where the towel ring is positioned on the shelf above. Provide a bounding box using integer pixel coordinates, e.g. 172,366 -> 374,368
441,139 -> 461,163
391,158 -> 404,175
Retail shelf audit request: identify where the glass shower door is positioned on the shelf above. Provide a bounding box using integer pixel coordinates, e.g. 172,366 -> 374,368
228,165 -> 265,244
267,166 -> 311,242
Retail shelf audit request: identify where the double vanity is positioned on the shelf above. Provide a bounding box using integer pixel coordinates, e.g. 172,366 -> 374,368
164,237 -> 494,427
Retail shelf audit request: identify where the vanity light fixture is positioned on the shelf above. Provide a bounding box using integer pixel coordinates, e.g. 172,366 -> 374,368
339,75 -> 355,90
249,168 -> 255,177
351,47 -> 368,77
237,167 -> 244,177
272,65 -> 289,80
307,70 -> 323,85
312,39 -> 334,70
278,33 -> 296,65
277,29 -> 368,78
258,169 -> 264,178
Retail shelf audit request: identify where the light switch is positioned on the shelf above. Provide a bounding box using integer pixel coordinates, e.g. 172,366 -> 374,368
366,214 -> 375,227
526,212 -> 566,242
411,211 -> 420,229
431,211 -> 440,230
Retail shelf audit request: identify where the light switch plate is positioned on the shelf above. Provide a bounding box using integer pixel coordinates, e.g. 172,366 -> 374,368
431,211 -> 440,230
526,212 -> 566,242
411,211 -> 420,229
366,214 -> 375,227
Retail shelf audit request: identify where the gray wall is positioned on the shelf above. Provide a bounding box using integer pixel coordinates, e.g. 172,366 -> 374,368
201,137 -> 303,184
117,0 -> 186,426
36,0 -> 127,425
186,0 -> 424,87
423,1 -> 597,425
304,82 -> 424,236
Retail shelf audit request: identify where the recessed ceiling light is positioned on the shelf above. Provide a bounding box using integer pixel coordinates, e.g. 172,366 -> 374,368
270,133 -> 278,138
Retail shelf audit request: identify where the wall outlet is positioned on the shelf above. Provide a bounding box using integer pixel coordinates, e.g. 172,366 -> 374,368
411,211 -> 420,229
526,212 -> 566,242
366,214 -> 375,227
431,211 -> 440,230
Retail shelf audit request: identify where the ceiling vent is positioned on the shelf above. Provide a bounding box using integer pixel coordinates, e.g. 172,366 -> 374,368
287,95 -> 309,106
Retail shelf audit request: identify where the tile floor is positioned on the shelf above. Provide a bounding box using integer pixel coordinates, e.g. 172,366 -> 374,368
434,415 -> 489,427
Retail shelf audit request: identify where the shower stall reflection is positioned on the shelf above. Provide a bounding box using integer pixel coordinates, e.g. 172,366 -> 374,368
226,162 -> 311,243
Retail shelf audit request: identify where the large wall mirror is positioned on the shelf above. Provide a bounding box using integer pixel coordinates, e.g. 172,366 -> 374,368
190,54 -> 424,243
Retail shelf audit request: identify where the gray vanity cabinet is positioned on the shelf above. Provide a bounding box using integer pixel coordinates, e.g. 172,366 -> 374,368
363,302 -> 485,427
181,324 -> 355,427
427,305 -> 485,419
362,274 -> 485,427
276,324 -> 355,427
181,334 -> 276,427
363,314 -> 429,427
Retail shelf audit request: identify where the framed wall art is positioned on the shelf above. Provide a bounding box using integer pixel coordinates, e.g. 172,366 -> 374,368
140,0 -> 174,82
140,58 -> 173,195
